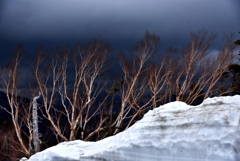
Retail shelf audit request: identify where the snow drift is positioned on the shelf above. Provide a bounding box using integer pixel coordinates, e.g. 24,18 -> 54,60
28,95 -> 240,161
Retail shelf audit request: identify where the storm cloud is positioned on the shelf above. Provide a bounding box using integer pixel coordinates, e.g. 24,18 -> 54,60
0,0 -> 239,64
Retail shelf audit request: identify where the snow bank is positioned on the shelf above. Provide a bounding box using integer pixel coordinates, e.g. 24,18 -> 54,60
28,95 -> 240,161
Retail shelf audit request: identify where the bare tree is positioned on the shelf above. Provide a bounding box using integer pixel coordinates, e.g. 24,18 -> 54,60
147,62 -> 171,108
0,45 -> 33,156
33,46 -> 68,141
33,40 -> 110,141
144,31 -> 236,107
58,40 -> 110,141
112,31 -> 160,134
202,33 -> 236,99
167,31 -> 236,104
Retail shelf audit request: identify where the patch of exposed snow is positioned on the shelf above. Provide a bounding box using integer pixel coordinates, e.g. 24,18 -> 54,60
28,95 -> 240,161
19,157 -> 28,161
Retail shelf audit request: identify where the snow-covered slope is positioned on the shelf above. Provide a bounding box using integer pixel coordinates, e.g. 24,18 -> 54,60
28,95 -> 240,161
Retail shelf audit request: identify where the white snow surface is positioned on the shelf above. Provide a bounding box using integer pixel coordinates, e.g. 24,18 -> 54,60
28,95 -> 240,161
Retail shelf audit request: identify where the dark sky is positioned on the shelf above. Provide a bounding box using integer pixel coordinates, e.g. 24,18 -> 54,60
0,0 -> 239,65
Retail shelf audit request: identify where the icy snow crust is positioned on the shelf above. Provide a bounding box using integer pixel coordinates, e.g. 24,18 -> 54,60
29,95 -> 240,161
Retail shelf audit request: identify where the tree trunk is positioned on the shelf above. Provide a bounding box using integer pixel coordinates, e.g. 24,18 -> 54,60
32,92 -> 41,153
